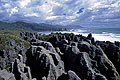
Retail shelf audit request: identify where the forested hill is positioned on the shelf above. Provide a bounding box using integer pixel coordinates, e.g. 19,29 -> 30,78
0,21 -> 66,32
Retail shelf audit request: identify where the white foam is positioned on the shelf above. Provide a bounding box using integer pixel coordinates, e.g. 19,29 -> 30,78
68,29 -> 120,42
71,29 -> 87,33
38,29 -> 120,42
92,34 -> 120,42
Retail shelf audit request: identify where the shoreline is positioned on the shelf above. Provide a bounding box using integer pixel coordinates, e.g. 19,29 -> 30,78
0,32 -> 120,80
37,29 -> 120,42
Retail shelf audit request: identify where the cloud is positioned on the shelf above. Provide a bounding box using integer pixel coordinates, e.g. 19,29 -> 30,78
71,0 -> 120,27
24,13 -> 39,17
18,0 -> 31,8
10,7 -> 18,16
0,0 -> 120,27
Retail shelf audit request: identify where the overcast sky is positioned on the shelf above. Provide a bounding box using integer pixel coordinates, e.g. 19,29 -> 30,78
0,0 -> 120,27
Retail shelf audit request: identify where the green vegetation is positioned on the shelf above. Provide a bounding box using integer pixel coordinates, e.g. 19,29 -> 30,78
0,21 -> 59,50
0,21 -> 67,37
0,21 -> 67,75
0,76 -> 2,80
0,29 -> 28,37
0,34 -> 30,51
0,21 -> 64,32
0,21 -> 66,51
38,32 -> 55,41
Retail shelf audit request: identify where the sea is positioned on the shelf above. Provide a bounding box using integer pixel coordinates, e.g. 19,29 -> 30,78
38,27 -> 120,42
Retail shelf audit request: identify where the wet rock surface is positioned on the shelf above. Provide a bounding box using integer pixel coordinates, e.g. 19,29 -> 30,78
0,32 -> 120,80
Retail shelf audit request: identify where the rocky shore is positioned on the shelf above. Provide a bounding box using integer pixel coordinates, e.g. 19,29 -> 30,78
0,32 -> 120,80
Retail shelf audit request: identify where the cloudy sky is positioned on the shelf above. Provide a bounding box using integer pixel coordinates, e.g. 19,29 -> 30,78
0,0 -> 120,27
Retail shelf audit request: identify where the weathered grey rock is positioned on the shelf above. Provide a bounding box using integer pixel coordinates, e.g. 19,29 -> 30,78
87,33 -> 92,40
78,41 -> 92,53
63,47 -> 97,80
0,50 -> 9,70
10,40 -> 15,46
55,47 -> 64,55
115,41 -> 120,47
48,33 -> 120,80
70,42 -> 77,46
1,32 -> 120,80
95,73 -> 107,80
26,46 -> 65,80
96,41 -> 120,75
58,70 -> 81,80
11,56 -> 32,80
0,69 -> 16,80
94,46 -> 120,80
31,40 -> 57,53
68,70 -> 81,80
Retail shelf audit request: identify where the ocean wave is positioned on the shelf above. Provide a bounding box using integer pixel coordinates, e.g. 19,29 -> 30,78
38,29 -> 120,42
70,29 -> 87,33
69,29 -> 120,42
90,32 -> 120,42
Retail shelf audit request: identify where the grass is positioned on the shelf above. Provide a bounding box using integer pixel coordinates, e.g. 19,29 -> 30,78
0,76 -> 2,80
38,32 -> 55,41
0,21 -> 67,50
0,33 -> 30,51
0,29 -> 32,37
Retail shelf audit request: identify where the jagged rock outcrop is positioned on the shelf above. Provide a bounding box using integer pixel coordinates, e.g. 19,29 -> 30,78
60,44 -> 108,80
49,33 -> 120,80
96,41 -> 120,74
0,69 -> 16,80
26,45 -> 65,80
20,32 -> 38,41
10,54 -> 32,80
0,39 -> 27,70
31,40 -> 57,53
58,70 -> 81,80
0,32 -> 120,80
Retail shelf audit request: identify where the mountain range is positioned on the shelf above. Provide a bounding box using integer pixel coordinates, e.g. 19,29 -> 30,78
0,21 -> 83,32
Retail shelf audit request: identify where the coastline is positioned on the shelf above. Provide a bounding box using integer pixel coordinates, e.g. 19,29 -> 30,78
0,31 -> 120,80
0,0 -> 120,79
38,28 -> 120,42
